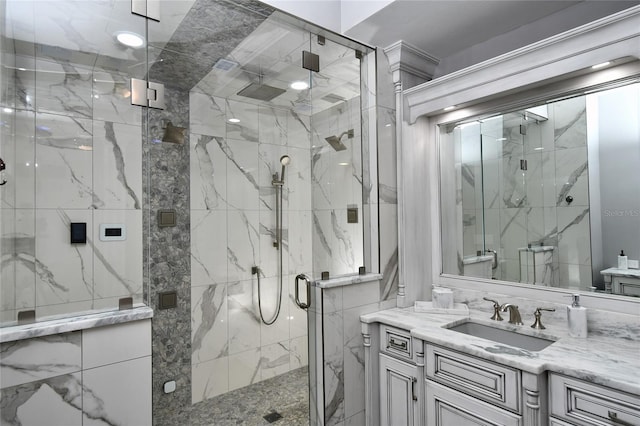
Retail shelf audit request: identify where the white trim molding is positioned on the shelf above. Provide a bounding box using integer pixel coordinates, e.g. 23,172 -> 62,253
404,5 -> 640,123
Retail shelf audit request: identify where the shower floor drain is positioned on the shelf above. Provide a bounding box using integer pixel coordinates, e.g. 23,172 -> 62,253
263,411 -> 283,423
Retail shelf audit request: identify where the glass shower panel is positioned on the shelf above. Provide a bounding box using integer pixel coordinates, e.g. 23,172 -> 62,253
309,35 -> 364,277
0,0 -> 146,325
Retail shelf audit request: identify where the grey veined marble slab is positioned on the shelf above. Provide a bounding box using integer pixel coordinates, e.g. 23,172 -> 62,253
361,307 -> 640,396
313,273 -> 382,289
0,306 -> 153,343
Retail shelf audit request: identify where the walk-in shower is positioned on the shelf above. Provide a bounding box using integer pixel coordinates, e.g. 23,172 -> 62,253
0,1 -> 372,424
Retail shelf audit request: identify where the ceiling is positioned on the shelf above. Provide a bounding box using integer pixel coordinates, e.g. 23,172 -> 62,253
345,0 -> 639,65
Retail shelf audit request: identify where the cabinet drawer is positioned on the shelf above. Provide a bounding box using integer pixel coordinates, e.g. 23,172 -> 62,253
380,325 -> 413,361
426,344 -> 521,413
550,374 -> 640,426
549,417 -> 575,426
426,380 -> 523,426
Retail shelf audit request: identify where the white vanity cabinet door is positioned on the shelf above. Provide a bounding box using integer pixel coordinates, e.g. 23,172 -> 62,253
549,373 -> 640,426
379,353 -> 420,426
426,380 -> 523,426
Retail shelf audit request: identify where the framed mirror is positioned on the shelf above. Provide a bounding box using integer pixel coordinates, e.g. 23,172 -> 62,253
438,64 -> 640,298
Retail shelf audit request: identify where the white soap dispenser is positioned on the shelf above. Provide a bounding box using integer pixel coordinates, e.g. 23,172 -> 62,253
567,294 -> 587,338
618,250 -> 628,269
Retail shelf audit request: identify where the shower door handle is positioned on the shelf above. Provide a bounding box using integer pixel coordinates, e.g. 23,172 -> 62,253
295,274 -> 311,310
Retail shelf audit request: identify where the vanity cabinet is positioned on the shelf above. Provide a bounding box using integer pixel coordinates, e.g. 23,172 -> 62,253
549,373 -> 640,426
379,325 -> 425,426
425,343 -> 546,426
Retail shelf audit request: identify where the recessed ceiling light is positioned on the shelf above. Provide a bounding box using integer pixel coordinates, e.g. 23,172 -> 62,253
114,31 -> 145,48
290,81 -> 309,90
228,118 -> 240,123
78,145 -> 93,151
3,107 -> 12,113
444,106 -> 456,111
385,123 -> 392,127
17,67 -> 26,71
591,61 -> 611,69
339,162 -> 349,166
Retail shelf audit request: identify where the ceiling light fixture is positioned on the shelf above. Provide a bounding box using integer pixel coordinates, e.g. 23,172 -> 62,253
3,107 -> 13,113
444,106 -> 456,111
290,81 -> 309,90
591,61 -> 611,70
228,118 -> 240,123
115,31 -> 145,48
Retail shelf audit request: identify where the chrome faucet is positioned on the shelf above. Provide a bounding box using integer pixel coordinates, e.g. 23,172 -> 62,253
500,303 -> 523,325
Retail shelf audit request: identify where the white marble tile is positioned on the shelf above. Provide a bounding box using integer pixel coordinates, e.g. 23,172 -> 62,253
541,150 -> 557,207
226,99 -> 259,143
1,372 -> 83,425
228,348 -> 261,391
191,210 -> 227,286
35,59 -> 92,119
224,138 -> 260,210
0,332 -> 81,388
558,263 -> 593,290
227,279 -> 260,355
499,207 -> 527,260
312,210 -> 332,274
343,281 -> 379,310
554,146 -> 589,207
227,210 -> 259,282
35,113 -> 93,209
192,357 -> 229,403
331,209 -> 363,275
35,209 -> 93,307
11,56 -> 36,111
287,210 -> 312,276
289,335 -> 308,369
1,208 -> 36,316
557,206 -> 591,265
258,209 -> 283,280
322,287 -> 343,314
287,109 -> 311,149
190,91 -> 225,137
525,152 -> 544,207
92,71 -> 141,126
553,96 -> 587,149
92,121 -> 142,210
345,411 -> 365,426
82,320 -> 150,370
379,204 -> 398,301
259,105 -> 288,146
1,109 -> 36,210
92,209 -> 143,299
82,357 -> 151,426
261,341 -> 290,380
192,283 -> 228,364
311,147 -> 333,211
190,134 -> 228,210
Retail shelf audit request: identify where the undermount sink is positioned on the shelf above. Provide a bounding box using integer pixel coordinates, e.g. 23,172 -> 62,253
447,321 -> 556,351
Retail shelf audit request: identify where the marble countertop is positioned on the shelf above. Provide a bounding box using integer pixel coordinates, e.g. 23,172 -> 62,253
518,245 -> 555,253
601,267 -> 640,278
0,306 -> 153,343
361,307 -> 640,395
462,255 -> 493,264
312,273 -> 383,289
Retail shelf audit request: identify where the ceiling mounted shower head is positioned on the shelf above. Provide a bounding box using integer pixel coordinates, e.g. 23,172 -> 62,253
237,83 -> 286,102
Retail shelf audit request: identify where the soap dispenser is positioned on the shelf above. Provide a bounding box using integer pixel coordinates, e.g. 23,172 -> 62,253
618,250 -> 628,269
567,294 -> 587,338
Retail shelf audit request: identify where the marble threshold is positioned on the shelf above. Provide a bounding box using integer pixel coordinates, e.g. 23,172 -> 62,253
601,267 -> 640,278
0,305 -> 153,343
361,307 -> 640,396
312,273 -> 382,289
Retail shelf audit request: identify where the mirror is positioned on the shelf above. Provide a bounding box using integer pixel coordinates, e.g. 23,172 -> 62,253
439,76 -> 640,297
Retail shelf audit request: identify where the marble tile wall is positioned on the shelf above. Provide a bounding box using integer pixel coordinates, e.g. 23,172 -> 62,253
189,90 -> 312,405
0,320 -> 152,426
310,279 -> 384,426
456,97 -> 591,290
0,53 -> 143,324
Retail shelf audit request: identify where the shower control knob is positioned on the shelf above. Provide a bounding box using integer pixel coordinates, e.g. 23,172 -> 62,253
565,195 -> 574,204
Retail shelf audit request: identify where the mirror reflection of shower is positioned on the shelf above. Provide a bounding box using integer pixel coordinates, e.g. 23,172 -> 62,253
254,155 -> 291,325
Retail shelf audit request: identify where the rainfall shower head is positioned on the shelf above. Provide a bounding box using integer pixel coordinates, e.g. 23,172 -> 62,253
237,83 -> 286,102
324,129 -> 354,152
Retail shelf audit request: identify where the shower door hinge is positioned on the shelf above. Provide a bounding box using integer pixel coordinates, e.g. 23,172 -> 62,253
132,0 -> 160,21
520,159 -> 528,171
302,51 -> 320,72
520,124 -> 527,135
131,78 -> 165,109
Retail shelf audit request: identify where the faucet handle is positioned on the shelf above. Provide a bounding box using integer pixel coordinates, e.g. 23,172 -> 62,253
483,297 -> 503,321
531,307 -> 555,330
